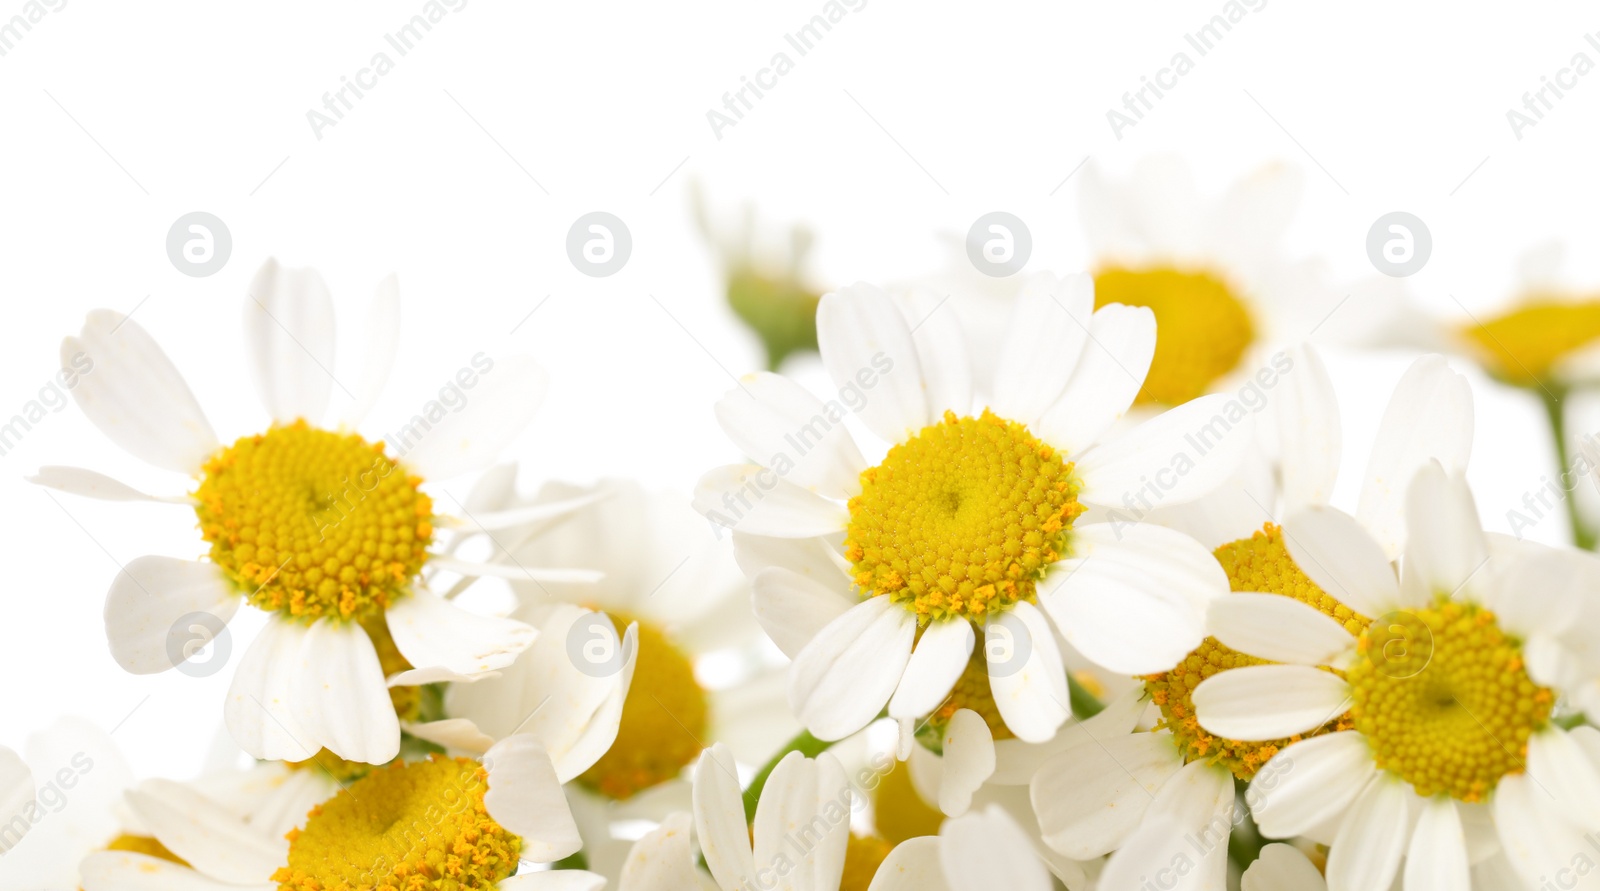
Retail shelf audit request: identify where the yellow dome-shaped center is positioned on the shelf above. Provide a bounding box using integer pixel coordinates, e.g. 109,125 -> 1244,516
1094,266 -> 1255,406
195,420 -> 434,624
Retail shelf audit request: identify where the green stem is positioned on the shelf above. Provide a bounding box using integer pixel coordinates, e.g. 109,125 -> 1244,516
742,729 -> 836,822
1541,387 -> 1597,550
1068,674 -> 1106,719
551,850 -> 588,871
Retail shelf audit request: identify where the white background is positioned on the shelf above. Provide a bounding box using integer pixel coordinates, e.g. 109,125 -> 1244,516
3,0 -> 1599,781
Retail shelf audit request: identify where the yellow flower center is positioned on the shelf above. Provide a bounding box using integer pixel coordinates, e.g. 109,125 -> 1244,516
844,410 -> 1083,623
1093,266 -> 1255,406
1348,600 -> 1553,801
195,420 -> 434,624
577,613 -> 708,800
1145,524 -> 1362,779
839,833 -> 893,891
106,834 -> 187,865
275,756 -> 520,891
872,762 -> 944,845
916,642 -> 1013,749
1459,297 -> 1600,387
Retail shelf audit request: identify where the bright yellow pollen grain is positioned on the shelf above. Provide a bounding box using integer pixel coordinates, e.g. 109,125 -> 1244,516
844,410 -> 1083,624
1459,297 -> 1600,388
1348,600 -> 1553,802
577,612 -> 708,800
839,833 -> 894,891
1093,266 -> 1255,406
274,755 -> 520,891
106,834 -> 187,865
1145,524 -> 1362,780
194,420 -> 434,624
872,762 -> 944,845
918,643 -> 1013,747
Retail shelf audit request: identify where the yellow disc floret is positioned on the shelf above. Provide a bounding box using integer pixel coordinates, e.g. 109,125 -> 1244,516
106,834 -> 187,865
1347,599 -> 1553,802
1094,266 -> 1255,406
1459,297 -> 1600,388
1146,524 -> 1361,779
195,420 -> 434,624
840,833 -> 894,891
577,613 -> 708,800
872,762 -> 944,845
275,755 -> 520,891
845,410 -> 1082,623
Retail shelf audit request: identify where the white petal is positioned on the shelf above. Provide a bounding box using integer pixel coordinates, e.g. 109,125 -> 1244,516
1401,463 -> 1489,603
498,871 -> 607,891
1242,844 -> 1327,891
103,556 -> 237,675
1282,505 -> 1401,618
752,752 -> 850,891
1208,592 -> 1356,665
1099,762 -> 1234,891
615,812 -> 715,891
1035,302 -> 1156,455
816,283 -> 929,441
1487,548 -> 1588,640
400,718 -> 495,754
1492,772 -> 1591,888
1075,393 -> 1254,508
386,665 -> 502,686
1043,523 -> 1222,675
1276,343 -> 1342,511
484,735 -> 583,862
1193,665 -> 1351,741
753,566 -> 858,661
28,466 -> 190,503
428,557 -> 603,583
64,310 -> 216,472
939,709 -> 995,817
693,744 -> 756,890
341,273 -> 401,428
1403,798 -> 1469,891
80,851 -> 273,891
695,464 -> 848,537
1356,354 -> 1473,558
789,597 -> 915,740
1249,732 -> 1374,838
990,273 -> 1093,426
446,488 -> 608,533
225,620 -> 318,761
734,531 -> 850,584
715,372 -> 869,499
291,618 -> 400,764
0,746 -> 34,851
1324,776 -> 1409,891
393,355 -> 548,481
244,258 -> 337,424
126,778 -> 285,884
986,602 -> 1070,743
898,287 -> 973,417
554,621 -> 639,781
938,806 -> 1054,891
868,837 -> 951,891
887,618 -> 974,720
1526,728 -> 1600,827
1031,731 -> 1184,859
387,588 -> 535,678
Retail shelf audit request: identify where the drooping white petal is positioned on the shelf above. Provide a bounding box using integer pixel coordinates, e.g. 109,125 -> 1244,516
1035,303 -> 1156,455
990,273 -> 1093,427
1043,523 -> 1222,675
1526,728 -> 1600,828
1249,732 -> 1374,839
1099,762 -> 1234,891
224,620 -> 318,762
483,734 -> 583,862
897,287 -> 973,417
1403,797 -> 1470,891
752,752 -> 850,891
693,744 -> 756,890
400,718 -> 494,754
28,466 -> 191,503
79,851 -> 273,891
1193,665 -> 1351,741
341,273 -> 401,429
1031,731 -> 1184,859
103,556 -> 237,675
937,806 -> 1054,891
867,837 -> 951,891
393,355 -> 548,481
1487,548 -> 1588,640
1356,354 -> 1473,558
1275,343 -> 1342,511
386,587 -> 535,679
734,532 -> 851,585
614,812 -> 716,891
290,618 -> 400,764
715,372 -> 869,499
64,310 -> 217,472
1074,392 -> 1254,509
1401,463 -> 1489,604
986,602 -> 1070,743
1493,772 -> 1593,889
1281,505 -> 1401,618
816,283 -> 929,442
788,597 -> 915,740
752,567 -> 858,661
887,618 -> 974,720
126,778 -> 286,884
244,258 -> 337,424
1208,592 -> 1357,666
1242,844 -> 1327,891
694,464 -> 848,537
1324,776 -> 1409,891
553,621 -> 639,781
939,709 -> 995,817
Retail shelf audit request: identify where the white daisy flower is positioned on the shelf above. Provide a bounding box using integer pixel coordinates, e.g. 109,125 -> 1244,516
1193,463 -> 1600,889
0,719 -> 136,890
38,259 -> 599,766
697,275 -> 1246,755
80,738 -> 600,891
1447,241 -> 1600,391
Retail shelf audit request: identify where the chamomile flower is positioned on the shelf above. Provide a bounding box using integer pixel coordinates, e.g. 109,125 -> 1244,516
80,738 -> 599,891
698,275 -> 1245,754
1450,242 -> 1600,390
38,259 -> 599,766
1192,463 -> 1600,889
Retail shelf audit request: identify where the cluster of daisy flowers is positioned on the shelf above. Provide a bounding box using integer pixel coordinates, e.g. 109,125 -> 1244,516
7,162 -> 1600,891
